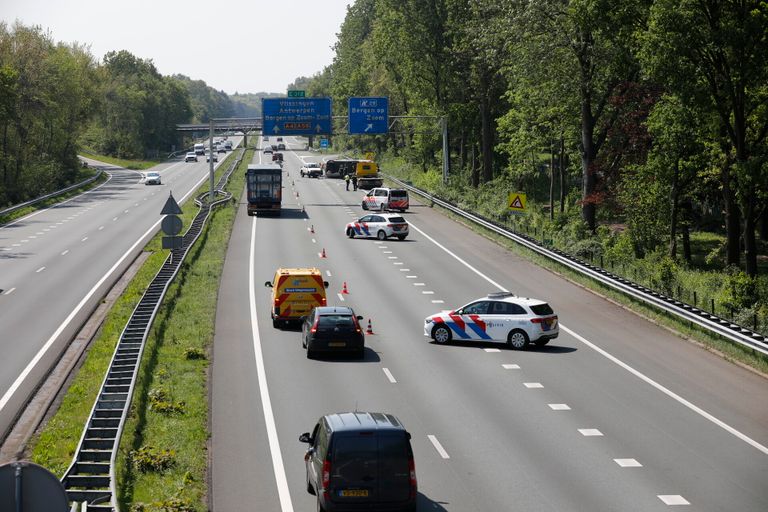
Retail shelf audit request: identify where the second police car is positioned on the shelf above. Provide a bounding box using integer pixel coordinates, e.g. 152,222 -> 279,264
346,213 -> 409,240
424,292 -> 558,349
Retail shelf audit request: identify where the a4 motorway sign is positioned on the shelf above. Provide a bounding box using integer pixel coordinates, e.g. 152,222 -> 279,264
262,98 -> 332,136
348,97 -> 388,134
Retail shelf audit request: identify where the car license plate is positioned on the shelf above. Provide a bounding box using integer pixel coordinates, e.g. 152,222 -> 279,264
340,489 -> 368,497
328,341 -> 346,347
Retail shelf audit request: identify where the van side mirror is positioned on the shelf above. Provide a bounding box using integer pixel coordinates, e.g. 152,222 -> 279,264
323,281 -> 329,288
299,433 -> 312,444
356,316 -> 363,321
264,281 -> 273,288
406,432 -> 412,440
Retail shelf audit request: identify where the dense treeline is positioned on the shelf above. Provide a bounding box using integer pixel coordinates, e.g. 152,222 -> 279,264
306,0 -> 768,277
0,22 -> 257,207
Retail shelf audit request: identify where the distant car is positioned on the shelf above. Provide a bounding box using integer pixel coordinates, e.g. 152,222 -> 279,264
277,143 -> 286,151
301,306 -> 365,359
206,152 -> 218,162
263,136 -> 269,141
185,152 -> 198,162
424,292 -> 559,349
263,146 -> 273,154
346,213 -> 408,241
272,152 -> 283,162
217,145 -> 227,153
224,141 -> 233,150
300,162 -> 322,178
144,172 -> 161,185
276,137 -> 283,142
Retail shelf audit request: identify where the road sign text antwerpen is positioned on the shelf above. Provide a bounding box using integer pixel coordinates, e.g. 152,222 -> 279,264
262,97 -> 332,136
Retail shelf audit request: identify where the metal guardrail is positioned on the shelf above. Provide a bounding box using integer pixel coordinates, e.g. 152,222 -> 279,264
385,175 -> 768,357
61,151 -> 243,511
0,169 -> 104,218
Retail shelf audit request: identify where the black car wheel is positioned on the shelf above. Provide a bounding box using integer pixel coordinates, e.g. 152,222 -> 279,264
347,228 -> 355,238
507,329 -> 530,350
432,324 -> 452,344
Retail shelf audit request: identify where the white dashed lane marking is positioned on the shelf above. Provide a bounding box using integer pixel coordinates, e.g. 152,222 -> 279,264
431,300 -> 445,304
81,237 -> 88,242
4,288 -> 16,295
422,291 -> 434,295
578,429 -> 603,436
502,364 -> 520,369
61,250 -> 69,255
428,435 -> 450,459
658,495 -> 690,506
36,267 -> 45,273
524,382 -> 544,388
387,256 -> 398,259
483,348 -> 501,353
113,217 -> 118,221
99,226 -> 104,230
382,368 -> 397,383
413,283 -> 425,286
549,404 -> 571,410
399,269 -> 410,272
406,275 -> 417,279
393,262 -> 403,265
614,459 -> 642,467
326,270 -> 332,277
337,293 -> 345,302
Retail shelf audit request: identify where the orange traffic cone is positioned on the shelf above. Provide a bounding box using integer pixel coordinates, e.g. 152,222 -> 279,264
366,319 -> 374,334
342,281 -> 349,294
320,248 -> 327,258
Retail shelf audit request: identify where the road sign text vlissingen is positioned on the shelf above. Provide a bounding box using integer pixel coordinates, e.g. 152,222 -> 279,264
348,97 -> 389,135
262,97 -> 332,136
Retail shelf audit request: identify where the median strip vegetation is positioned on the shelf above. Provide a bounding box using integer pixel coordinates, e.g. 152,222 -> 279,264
29,148 -> 251,511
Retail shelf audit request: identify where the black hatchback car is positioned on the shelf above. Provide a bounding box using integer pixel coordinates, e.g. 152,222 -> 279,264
300,412 -> 417,512
301,306 -> 365,359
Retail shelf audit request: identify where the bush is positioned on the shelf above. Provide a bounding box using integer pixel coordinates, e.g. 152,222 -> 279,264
130,446 -> 175,473
719,267 -> 759,310
183,347 -> 206,360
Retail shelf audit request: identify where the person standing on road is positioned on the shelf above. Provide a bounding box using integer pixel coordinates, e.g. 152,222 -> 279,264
344,173 -> 350,190
351,175 -> 358,191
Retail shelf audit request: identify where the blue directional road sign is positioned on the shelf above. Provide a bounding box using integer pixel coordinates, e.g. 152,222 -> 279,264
262,98 -> 332,136
320,138 -> 329,148
348,97 -> 389,135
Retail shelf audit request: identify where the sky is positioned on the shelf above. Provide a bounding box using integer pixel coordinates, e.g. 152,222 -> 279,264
1,0 -> 352,94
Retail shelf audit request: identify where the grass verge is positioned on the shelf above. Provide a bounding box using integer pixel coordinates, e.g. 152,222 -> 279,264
81,151 -> 166,171
28,149 -> 251,511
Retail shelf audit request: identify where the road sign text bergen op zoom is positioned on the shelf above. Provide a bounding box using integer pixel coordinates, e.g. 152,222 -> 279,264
262,98 -> 332,136
348,97 -> 389,134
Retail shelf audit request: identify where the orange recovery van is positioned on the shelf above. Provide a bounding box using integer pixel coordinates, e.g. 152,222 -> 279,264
265,268 -> 329,327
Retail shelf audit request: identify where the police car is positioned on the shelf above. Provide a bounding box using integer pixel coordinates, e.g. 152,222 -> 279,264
345,213 -> 409,241
424,292 -> 558,349
361,188 -> 409,211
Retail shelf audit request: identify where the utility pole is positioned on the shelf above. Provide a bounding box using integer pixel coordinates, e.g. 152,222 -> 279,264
441,117 -> 450,184
208,119 -> 215,202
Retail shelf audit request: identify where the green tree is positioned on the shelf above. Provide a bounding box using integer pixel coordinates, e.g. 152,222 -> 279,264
641,0 -> 768,275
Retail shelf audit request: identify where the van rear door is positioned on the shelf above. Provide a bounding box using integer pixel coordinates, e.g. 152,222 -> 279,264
330,433 -> 411,505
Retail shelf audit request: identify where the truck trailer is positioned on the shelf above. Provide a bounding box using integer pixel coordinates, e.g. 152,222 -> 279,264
246,164 -> 282,216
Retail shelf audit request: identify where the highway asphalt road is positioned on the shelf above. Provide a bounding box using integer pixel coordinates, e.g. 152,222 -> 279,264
0,140 -> 240,440
211,139 -> 766,511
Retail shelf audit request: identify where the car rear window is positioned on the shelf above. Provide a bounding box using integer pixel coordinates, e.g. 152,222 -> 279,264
318,315 -> 354,327
390,190 -> 407,198
388,217 -> 406,223
529,303 -> 554,316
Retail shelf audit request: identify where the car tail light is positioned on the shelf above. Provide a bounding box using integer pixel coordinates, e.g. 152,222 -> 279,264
353,316 -> 362,333
386,224 -> 393,227
408,457 -> 417,497
310,317 -> 320,334
321,296 -> 327,306
322,459 -> 331,498
530,318 -> 543,324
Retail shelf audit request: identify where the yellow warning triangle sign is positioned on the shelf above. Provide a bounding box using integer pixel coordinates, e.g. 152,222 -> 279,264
510,196 -> 523,209
507,192 -> 526,212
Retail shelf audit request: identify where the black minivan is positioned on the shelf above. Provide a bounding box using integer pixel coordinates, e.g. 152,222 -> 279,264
300,412 -> 417,512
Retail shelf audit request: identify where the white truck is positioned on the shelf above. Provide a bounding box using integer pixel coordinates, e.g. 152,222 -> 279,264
194,143 -> 205,155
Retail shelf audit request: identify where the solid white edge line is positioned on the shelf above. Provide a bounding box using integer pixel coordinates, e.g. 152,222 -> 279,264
410,218 -> 768,455
337,293 -> 345,302
249,216 -> 294,512
562,325 -> 768,455
382,367 -> 397,383
0,168 -> 210,415
427,434 -> 450,459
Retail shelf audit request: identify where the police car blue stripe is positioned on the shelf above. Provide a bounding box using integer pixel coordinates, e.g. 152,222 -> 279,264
466,322 -> 492,340
446,321 -> 471,339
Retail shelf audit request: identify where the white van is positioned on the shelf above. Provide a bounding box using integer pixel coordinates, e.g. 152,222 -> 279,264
194,143 -> 205,155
